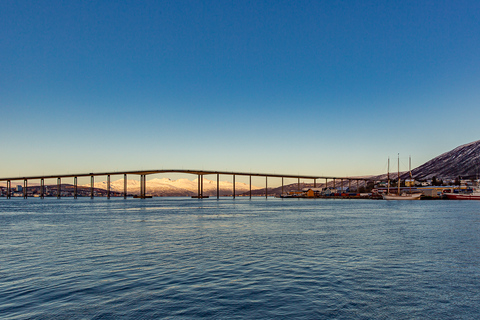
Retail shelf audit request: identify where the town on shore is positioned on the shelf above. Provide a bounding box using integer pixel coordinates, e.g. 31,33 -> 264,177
2,140 -> 480,200
0,176 -> 477,200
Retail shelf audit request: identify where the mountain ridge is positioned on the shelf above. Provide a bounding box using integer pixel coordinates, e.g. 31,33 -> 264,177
410,140 -> 480,180
83,177 -> 263,196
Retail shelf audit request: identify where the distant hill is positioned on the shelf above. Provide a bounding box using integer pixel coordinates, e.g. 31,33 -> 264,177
65,140 -> 480,196
247,140 -> 480,196
83,177 -> 262,197
409,140 -> 480,180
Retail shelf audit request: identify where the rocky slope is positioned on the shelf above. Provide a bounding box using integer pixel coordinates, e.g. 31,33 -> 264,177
409,140 -> 480,180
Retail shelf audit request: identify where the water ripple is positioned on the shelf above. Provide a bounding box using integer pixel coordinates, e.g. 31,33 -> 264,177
1,198 -> 479,319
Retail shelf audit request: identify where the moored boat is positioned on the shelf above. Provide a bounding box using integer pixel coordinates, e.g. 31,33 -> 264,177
444,190 -> 480,200
383,154 -> 422,200
383,193 -> 422,200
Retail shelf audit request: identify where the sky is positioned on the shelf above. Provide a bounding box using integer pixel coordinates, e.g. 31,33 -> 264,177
1,0 -> 480,182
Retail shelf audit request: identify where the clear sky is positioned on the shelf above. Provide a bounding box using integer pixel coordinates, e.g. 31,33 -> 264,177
1,0 -> 479,180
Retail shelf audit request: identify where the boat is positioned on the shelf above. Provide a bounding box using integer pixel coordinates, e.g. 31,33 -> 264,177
383,193 -> 422,200
444,189 -> 480,200
382,155 -> 422,200
278,193 -> 300,198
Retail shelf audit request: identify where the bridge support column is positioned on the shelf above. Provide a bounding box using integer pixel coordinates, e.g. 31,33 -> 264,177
57,178 -> 61,199
298,178 -> 300,192
197,174 -> 200,198
74,177 -> 77,199
314,178 -> 316,188
281,177 -> 284,196
41,178 -> 45,199
91,176 -> 94,199
124,174 -> 127,199
23,179 -> 27,199
143,175 -> 147,198
7,180 -> 11,199
249,176 -> 252,199
217,174 -> 219,199
107,175 -> 110,199
139,175 -> 146,198
265,176 -> 268,199
233,175 -> 235,199
333,178 -> 336,190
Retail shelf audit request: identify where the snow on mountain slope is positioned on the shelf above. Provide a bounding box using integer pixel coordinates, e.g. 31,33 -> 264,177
410,140 -> 480,180
82,177 -> 262,196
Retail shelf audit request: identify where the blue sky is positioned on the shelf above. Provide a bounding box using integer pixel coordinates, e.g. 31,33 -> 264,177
1,0 -> 479,180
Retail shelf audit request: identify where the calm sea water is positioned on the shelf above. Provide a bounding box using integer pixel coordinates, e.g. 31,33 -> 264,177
1,197 -> 479,319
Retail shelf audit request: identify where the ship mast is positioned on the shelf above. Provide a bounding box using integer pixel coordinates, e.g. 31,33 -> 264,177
409,155 -> 412,193
397,153 -> 400,195
387,157 -> 390,194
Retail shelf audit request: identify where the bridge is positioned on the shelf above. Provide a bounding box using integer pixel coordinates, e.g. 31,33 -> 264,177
0,169 -> 374,199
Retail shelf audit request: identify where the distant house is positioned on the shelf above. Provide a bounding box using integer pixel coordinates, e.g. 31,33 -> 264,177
302,188 -> 323,198
405,179 -> 415,187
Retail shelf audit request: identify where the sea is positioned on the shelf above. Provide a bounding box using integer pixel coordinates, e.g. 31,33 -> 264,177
1,197 -> 479,319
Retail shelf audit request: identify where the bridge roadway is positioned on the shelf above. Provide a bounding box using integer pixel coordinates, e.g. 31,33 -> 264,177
0,169 -> 374,199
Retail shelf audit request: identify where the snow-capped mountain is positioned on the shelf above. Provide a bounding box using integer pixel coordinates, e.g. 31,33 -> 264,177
409,140 -> 480,180
83,177 -> 262,196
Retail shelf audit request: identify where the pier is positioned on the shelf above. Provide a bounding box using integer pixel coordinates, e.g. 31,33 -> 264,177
0,169 -> 374,199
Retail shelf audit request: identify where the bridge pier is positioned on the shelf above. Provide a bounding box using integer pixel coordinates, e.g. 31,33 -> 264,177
23,179 -> 27,199
265,176 -> 268,199
197,174 -> 202,199
91,176 -> 94,199
197,174 -> 200,198
233,175 -> 235,199
41,178 -> 45,199
74,177 -> 77,199
139,174 -> 147,198
281,177 -> 284,196
195,174 -> 204,198
249,175 -> 252,199
107,175 -> 110,199
124,174 -> 127,199
7,180 -> 11,199
217,174 -> 219,199
57,178 -> 61,198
